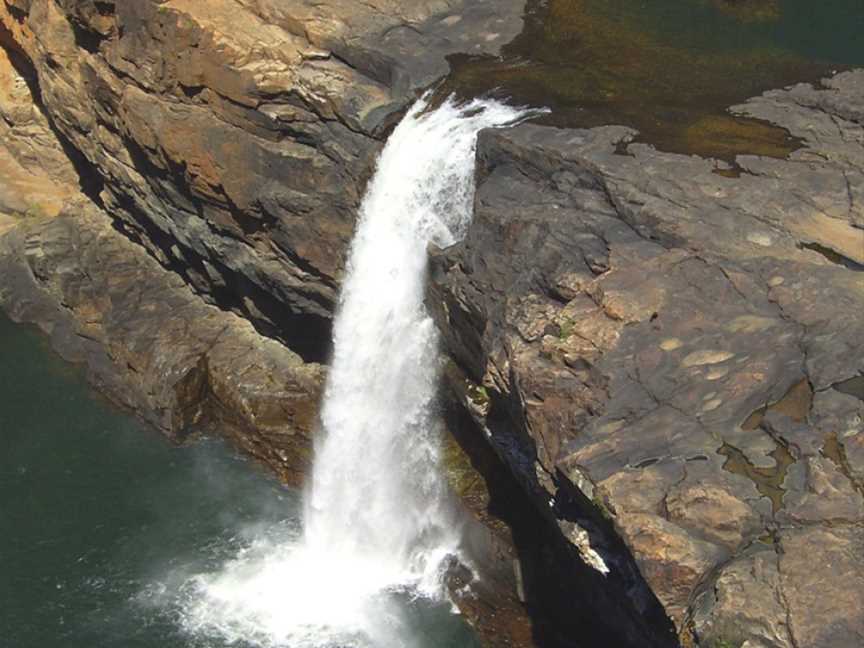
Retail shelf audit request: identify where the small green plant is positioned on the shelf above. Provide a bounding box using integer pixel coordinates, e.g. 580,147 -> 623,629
592,494 -> 615,522
22,202 -> 45,220
710,638 -> 742,648
558,318 -> 575,340
465,381 -> 489,408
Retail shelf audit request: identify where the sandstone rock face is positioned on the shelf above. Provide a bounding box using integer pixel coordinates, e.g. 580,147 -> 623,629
1,5 -> 328,484
0,35 -> 80,227
430,71 -> 864,647
0,205 -> 326,484
0,0 -> 526,359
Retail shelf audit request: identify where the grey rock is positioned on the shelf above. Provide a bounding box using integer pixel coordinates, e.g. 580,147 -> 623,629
429,70 -> 864,645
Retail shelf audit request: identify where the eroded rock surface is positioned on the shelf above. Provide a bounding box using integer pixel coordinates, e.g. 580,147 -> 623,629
0,0 -> 526,359
0,204 -> 326,483
1,2 -> 329,483
430,71 -> 864,647
0,37 -> 80,227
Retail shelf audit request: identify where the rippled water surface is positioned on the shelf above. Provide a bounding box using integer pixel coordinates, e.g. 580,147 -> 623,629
0,314 -> 477,648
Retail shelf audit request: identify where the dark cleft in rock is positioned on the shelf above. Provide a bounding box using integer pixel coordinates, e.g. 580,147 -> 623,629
429,70 -> 864,647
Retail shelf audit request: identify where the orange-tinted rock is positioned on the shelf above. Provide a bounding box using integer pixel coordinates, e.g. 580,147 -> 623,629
0,0 -> 527,359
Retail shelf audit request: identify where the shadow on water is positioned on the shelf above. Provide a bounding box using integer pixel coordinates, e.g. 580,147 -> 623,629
444,0 -> 864,161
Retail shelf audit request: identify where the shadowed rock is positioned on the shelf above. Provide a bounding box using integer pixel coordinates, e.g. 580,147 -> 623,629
0,0 -> 527,358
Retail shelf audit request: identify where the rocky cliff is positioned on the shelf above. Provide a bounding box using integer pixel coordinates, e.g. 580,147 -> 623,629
0,0 -> 536,644
0,0 -> 527,479
1,1 -> 863,647
430,71 -> 864,647
1,0 -> 525,360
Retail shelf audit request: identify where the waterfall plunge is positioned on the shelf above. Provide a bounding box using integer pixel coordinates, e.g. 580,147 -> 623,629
306,95 -> 533,586
178,96 -> 533,648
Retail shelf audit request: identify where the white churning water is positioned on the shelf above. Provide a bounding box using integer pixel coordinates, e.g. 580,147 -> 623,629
176,96 -> 535,648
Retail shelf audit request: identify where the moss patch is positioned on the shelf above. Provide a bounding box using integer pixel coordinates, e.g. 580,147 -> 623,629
710,639 -> 743,648
465,380 -> 490,409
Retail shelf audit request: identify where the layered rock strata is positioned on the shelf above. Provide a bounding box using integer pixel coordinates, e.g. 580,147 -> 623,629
1,0 -> 526,360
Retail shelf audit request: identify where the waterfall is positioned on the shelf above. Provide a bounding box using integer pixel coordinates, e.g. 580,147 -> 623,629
306,95 -> 532,585
176,96 -> 533,648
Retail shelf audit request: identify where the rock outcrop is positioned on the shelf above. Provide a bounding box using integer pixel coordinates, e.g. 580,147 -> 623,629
430,70 -> 864,647
1,0 -> 526,360
3,1 -> 864,646
0,8 -> 326,484
1,204 -> 329,481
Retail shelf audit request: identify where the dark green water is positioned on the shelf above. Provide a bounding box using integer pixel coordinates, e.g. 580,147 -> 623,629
447,0 -> 864,160
568,0 -> 864,63
0,314 -> 477,648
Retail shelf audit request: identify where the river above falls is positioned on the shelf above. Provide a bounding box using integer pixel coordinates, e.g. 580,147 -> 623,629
446,0 -> 864,161
0,313 -> 479,648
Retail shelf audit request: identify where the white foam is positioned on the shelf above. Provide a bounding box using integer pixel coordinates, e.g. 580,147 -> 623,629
174,96 -> 536,648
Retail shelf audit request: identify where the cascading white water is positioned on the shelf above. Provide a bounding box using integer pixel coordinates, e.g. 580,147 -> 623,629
175,96 -> 533,648
305,95 -> 534,588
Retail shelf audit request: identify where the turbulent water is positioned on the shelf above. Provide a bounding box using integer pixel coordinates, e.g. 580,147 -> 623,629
0,314 -> 476,648
177,97 -> 533,647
